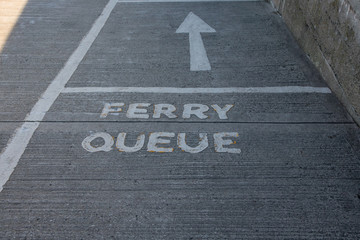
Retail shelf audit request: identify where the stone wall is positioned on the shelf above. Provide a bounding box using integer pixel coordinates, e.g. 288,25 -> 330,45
269,0 -> 360,125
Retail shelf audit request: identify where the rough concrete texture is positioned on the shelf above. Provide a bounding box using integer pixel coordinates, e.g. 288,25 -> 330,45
0,1 -> 359,238
269,0 -> 360,126
1,122 -> 360,239
0,0 -> 108,121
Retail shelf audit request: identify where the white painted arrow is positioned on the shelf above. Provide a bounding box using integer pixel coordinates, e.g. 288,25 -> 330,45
176,12 -> 216,71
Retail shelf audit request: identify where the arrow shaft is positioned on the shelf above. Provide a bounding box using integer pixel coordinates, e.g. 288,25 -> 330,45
189,31 -> 211,71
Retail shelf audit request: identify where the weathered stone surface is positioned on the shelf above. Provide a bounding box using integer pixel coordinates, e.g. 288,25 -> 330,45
269,0 -> 360,125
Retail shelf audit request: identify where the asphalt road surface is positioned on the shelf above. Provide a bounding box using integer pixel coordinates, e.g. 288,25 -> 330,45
0,0 -> 359,239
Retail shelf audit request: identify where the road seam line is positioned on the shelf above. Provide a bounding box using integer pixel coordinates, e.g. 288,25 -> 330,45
0,0 -> 118,192
61,86 -> 332,94
0,121 -> 355,124
118,0 -> 262,2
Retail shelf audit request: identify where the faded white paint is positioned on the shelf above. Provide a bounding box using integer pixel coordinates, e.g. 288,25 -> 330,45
211,104 -> 234,120
147,132 -> 175,153
214,132 -> 241,154
0,122 -> 39,192
63,86 -> 332,94
116,133 -> 145,152
176,12 -> 216,71
0,0 -> 118,192
183,104 -> 209,119
82,132 -> 114,152
82,132 -> 241,154
153,104 -> 177,119
178,133 -> 208,153
100,102 -> 234,119
126,103 -> 151,119
100,102 -> 124,118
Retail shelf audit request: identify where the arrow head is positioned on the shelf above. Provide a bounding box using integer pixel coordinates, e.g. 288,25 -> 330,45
176,12 -> 216,33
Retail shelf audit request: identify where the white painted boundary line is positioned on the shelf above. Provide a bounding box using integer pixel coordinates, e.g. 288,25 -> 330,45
62,86 -> 332,94
0,0 -> 118,192
118,0 -> 262,2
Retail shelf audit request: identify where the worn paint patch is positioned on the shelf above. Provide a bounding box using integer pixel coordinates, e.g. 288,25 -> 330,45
81,132 -> 241,154
100,102 -> 235,120
176,12 -> 216,71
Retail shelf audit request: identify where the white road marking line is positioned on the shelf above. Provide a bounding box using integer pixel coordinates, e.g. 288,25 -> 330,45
0,0 -> 118,192
118,0 -> 262,2
62,86 -> 332,94
176,12 -> 216,71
